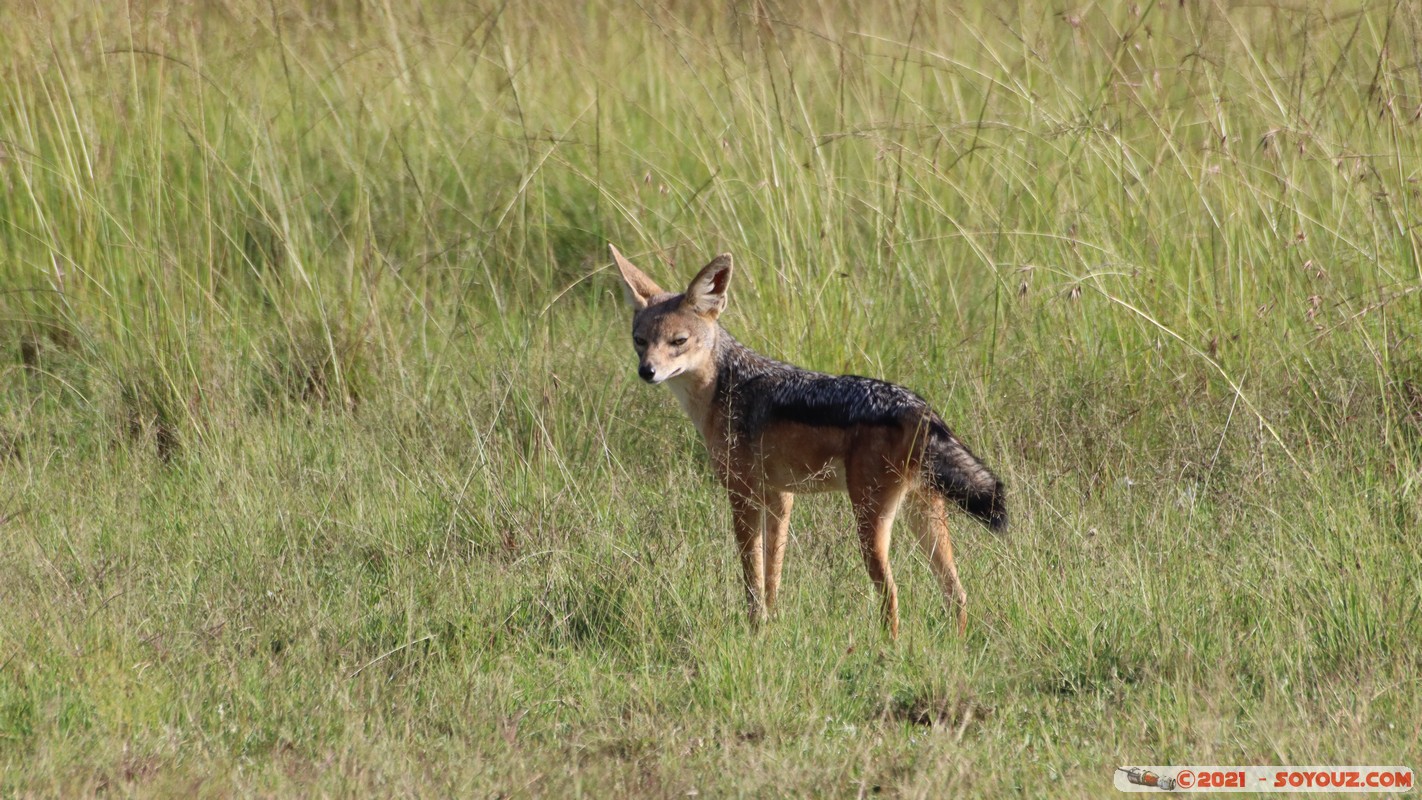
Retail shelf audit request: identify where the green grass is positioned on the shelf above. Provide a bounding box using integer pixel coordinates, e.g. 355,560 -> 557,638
2,0 -> 1420,795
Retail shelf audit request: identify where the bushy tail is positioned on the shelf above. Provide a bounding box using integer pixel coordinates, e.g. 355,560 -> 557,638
925,419 -> 1007,532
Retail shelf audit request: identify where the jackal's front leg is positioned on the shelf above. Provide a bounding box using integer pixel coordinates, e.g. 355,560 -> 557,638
729,491 -> 766,626
762,491 -> 794,615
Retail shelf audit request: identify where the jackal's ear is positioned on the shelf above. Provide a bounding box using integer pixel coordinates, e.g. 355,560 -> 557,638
609,244 -> 664,310
682,253 -> 732,319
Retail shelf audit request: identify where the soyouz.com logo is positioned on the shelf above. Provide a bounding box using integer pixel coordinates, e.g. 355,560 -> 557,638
1115,766 -> 1414,793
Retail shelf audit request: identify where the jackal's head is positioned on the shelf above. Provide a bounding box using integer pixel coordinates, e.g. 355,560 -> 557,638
609,244 -> 731,385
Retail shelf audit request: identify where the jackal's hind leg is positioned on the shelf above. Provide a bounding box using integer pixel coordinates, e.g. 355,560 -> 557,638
909,489 -> 968,635
848,480 -> 907,639
762,491 -> 794,616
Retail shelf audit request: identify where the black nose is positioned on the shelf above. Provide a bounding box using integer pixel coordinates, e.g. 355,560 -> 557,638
638,365 -> 655,382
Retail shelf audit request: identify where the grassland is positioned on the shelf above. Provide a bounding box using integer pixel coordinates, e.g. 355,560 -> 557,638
1,0 -> 1420,795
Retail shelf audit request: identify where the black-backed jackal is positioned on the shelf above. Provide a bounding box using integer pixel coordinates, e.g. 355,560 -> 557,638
611,245 -> 1005,637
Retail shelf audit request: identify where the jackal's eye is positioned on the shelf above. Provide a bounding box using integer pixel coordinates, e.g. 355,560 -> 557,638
669,336 -> 688,347
633,336 -> 648,348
